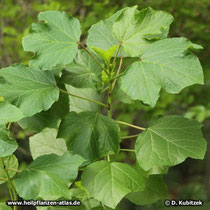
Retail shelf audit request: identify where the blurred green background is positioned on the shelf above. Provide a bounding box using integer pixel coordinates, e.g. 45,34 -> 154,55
0,0 -> 209,209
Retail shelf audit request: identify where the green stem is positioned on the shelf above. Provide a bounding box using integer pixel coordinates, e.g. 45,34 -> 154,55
106,87 -> 112,161
115,120 -> 145,131
59,88 -> 108,108
78,41 -> 109,75
121,134 -> 140,139
112,56 -> 123,91
7,122 -> 12,130
101,202 -> 106,209
8,183 -> 14,200
111,72 -> 124,81
111,43 -> 122,70
101,72 -> 124,94
107,83 -> 112,118
120,148 -> 135,152
100,86 -> 109,93
106,70 -> 114,162
0,158 -> 17,208
107,155 -> 110,162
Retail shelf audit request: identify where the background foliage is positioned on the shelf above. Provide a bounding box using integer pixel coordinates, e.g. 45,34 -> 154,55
0,0 -> 209,209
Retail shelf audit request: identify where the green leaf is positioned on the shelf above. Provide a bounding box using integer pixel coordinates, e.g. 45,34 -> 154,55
18,90 -> 69,132
70,187 -> 100,209
146,166 -> 169,176
0,125 -> 18,158
18,111 -> 58,132
66,85 -> 101,113
57,111 -> 120,162
61,50 -> 103,89
0,64 -> 59,117
86,8 -> 126,56
15,152 -> 85,200
112,57 -> 139,104
0,102 -> 24,124
82,160 -> 145,209
121,38 -> 204,107
112,78 -> 134,104
0,155 -> 18,184
135,164 -> 169,177
135,115 -> 207,171
23,11 -> 81,69
92,45 -> 118,63
0,203 -> 12,210
29,128 -> 67,160
113,6 -> 173,57
126,175 -> 168,205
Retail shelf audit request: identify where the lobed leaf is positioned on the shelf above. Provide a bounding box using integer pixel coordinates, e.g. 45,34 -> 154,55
87,6 -> 173,58
57,111 -> 120,162
15,152 -> 85,200
82,161 -> 145,208
113,6 -> 173,57
18,89 -> 69,132
121,38 -> 204,107
135,115 -> 207,171
29,128 -> 67,160
0,64 -> 59,117
86,8 -> 127,57
23,11 -> 81,70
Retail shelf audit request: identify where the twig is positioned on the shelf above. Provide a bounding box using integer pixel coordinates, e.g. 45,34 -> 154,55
120,149 -> 135,152
59,88 -> 108,108
121,134 -> 140,139
111,43 -> 122,69
7,122 -> 12,130
112,56 -> 123,91
100,86 -> 109,93
116,120 -> 145,131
